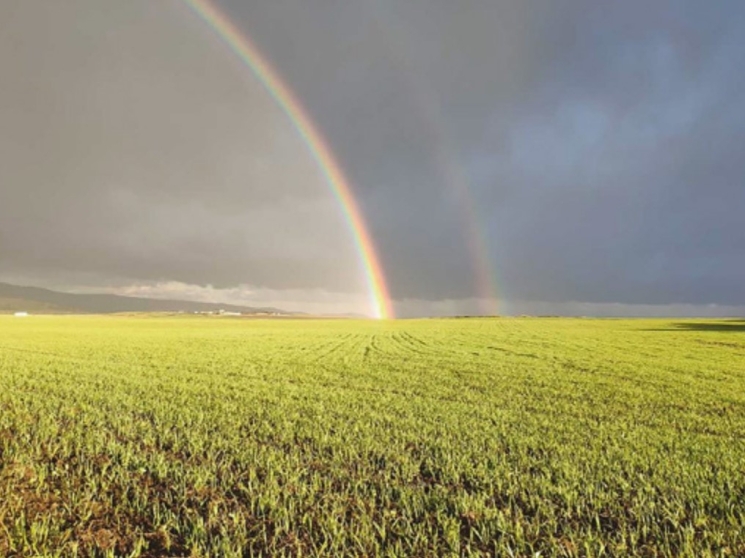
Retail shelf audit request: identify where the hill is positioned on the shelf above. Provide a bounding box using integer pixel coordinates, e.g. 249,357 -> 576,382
0,282 -> 291,315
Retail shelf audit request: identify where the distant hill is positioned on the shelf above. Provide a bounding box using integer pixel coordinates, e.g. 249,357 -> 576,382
0,296 -> 71,313
0,282 -> 293,315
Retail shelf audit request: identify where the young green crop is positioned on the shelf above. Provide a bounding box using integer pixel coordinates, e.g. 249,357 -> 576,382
1,316 -> 744,556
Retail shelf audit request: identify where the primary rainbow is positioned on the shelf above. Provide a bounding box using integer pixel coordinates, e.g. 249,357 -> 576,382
182,0 -> 393,319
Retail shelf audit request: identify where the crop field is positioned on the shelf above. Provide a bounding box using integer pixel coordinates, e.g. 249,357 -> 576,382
1,316 -> 744,557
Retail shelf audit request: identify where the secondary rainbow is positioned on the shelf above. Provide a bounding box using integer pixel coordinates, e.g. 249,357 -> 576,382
366,3 -> 501,314
182,0 -> 393,319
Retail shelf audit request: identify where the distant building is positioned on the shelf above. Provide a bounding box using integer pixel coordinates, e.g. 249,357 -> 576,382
14,312 -> 29,317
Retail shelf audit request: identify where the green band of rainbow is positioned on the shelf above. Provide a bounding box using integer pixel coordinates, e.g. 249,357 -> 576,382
182,0 -> 393,319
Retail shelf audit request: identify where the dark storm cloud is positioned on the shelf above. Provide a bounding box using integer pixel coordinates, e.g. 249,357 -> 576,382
2,0 -> 744,311
223,0 -> 745,305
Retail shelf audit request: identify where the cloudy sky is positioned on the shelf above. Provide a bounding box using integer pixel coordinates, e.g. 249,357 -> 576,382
1,0 -> 744,316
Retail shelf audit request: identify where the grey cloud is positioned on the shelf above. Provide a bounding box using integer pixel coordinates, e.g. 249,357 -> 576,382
2,0 -> 744,313
0,0 -> 364,295
221,0 -> 745,305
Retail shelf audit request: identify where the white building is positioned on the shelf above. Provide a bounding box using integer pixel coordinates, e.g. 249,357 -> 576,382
14,312 -> 29,317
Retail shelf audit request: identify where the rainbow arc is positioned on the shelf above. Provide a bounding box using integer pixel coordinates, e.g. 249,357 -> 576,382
183,0 -> 393,318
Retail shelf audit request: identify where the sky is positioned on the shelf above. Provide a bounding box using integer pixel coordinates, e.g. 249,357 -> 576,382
1,0 -> 744,317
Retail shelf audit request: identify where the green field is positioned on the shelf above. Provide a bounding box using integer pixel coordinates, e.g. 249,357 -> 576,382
1,316 -> 744,557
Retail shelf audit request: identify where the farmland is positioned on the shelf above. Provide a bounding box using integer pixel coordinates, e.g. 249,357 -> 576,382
1,316 -> 744,557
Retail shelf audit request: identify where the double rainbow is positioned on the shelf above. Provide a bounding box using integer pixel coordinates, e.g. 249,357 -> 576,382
182,0 -> 393,319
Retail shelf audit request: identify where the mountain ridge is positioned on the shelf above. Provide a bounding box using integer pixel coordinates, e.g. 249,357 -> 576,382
0,282 -> 293,315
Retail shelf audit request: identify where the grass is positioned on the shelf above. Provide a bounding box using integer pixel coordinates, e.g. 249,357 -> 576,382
1,315 -> 744,557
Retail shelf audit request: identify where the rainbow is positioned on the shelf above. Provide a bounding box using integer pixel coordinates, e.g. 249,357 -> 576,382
365,3 -> 501,315
182,0 -> 393,319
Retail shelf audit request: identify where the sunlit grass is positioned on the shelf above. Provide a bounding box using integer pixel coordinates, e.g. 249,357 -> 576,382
1,315 -> 744,556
